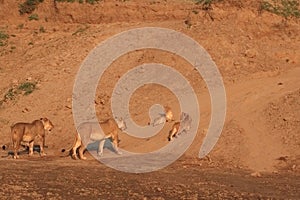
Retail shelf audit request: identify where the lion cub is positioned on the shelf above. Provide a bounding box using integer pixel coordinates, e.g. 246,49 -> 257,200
168,112 -> 192,141
10,118 -> 54,159
151,106 -> 174,126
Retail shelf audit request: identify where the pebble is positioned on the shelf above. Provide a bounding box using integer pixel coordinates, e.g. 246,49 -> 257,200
244,49 -> 258,58
22,107 -> 30,113
250,171 -> 262,177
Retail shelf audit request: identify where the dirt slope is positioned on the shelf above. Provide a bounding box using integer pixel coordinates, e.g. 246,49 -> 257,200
0,0 -> 299,198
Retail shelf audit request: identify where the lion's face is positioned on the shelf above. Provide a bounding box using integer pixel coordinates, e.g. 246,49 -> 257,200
116,118 -> 127,131
40,118 -> 54,131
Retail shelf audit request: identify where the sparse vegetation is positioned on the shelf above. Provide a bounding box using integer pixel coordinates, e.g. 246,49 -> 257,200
0,31 -> 9,47
17,24 -> 24,29
195,0 -> 221,10
39,26 -> 45,33
28,13 -> 39,21
0,81 -> 37,106
260,0 -> 300,19
55,0 -> 101,4
72,25 -> 90,35
19,0 -> 44,15
18,81 -> 37,95
4,88 -> 16,101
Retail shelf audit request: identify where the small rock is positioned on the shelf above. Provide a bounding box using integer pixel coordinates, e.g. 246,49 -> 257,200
12,79 -> 18,85
36,83 -> 42,88
277,156 -> 288,162
100,99 -> 105,105
22,107 -> 30,113
26,77 -> 32,81
250,171 -> 262,177
292,165 -> 296,171
244,49 -> 258,58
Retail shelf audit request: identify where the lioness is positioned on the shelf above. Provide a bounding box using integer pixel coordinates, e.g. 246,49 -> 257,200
66,118 -> 126,160
168,112 -> 192,141
10,118 -> 54,159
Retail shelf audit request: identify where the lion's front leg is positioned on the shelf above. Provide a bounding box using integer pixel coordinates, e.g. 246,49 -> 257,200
39,136 -> 46,156
78,145 -> 87,160
13,140 -> 20,159
35,135 -> 46,156
97,139 -> 105,157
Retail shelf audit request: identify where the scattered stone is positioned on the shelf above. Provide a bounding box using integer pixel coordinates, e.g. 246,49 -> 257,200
244,49 -> 257,58
22,107 -> 30,113
277,156 -> 288,162
250,171 -> 262,177
36,83 -> 42,88
99,99 -> 105,105
12,79 -> 18,85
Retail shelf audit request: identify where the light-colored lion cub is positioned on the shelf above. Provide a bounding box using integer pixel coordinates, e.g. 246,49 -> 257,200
168,112 -> 192,141
10,118 -> 54,159
152,106 -> 174,126
69,118 -> 126,160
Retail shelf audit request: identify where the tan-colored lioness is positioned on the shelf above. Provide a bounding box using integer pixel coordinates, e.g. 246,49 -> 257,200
65,118 -> 126,160
10,118 -> 54,159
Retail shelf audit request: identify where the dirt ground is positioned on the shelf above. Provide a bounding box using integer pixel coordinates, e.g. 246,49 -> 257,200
0,0 -> 299,199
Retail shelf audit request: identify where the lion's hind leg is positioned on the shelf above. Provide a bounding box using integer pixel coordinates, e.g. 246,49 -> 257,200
13,141 -> 20,159
12,129 -> 20,159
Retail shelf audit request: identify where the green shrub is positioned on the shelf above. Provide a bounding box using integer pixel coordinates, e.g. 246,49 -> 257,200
18,81 -> 37,95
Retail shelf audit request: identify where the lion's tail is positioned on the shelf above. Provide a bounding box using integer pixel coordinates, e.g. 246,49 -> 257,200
2,142 -> 11,151
60,135 -> 77,157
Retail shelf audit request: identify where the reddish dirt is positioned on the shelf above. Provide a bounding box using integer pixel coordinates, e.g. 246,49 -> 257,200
0,0 -> 299,199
